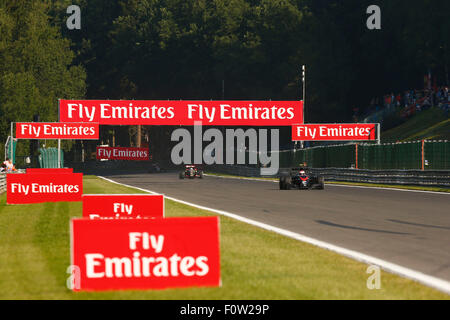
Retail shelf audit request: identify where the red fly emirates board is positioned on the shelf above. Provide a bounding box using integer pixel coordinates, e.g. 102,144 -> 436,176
7,173 -> 83,204
96,147 -> 149,161
26,168 -> 73,174
16,122 -> 99,140
59,100 -> 303,126
82,194 -> 164,219
70,216 -> 221,291
292,123 -> 377,141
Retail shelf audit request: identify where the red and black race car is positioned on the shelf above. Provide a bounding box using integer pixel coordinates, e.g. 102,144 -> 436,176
179,165 -> 204,179
279,167 -> 324,190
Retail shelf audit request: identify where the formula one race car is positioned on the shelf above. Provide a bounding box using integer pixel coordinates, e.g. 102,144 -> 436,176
179,165 -> 204,179
279,167 -> 324,190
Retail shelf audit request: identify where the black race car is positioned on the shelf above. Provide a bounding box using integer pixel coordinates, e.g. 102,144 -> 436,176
179,165 -> 204,179
279,167 -> 324,190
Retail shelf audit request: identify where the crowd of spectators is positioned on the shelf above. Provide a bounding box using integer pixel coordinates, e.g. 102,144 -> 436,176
357,85 -> 449,122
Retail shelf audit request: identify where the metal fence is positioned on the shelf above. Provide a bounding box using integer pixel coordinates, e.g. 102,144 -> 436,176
209,165 -> 450,187
0,173 -> 6,194
278,140 -> 449,170
307,168 -> 450,187
0,170 -> 28,194
39,147 -> 64,168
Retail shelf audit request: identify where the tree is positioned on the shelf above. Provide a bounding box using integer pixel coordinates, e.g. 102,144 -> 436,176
0,1 -> 86,160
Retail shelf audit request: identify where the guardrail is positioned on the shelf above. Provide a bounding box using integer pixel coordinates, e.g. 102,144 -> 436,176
210,165 -> 261,177
209,165 -> 450,187
0,170 -> 26,194
0,173 -> 6,194
307,168 -> 450,187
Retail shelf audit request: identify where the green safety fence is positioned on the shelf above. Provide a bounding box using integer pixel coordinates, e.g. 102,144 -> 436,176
5,137 -> 17,164
38,147 -> 64,168
278,141 -> 449,170
358,142 -> 421,170
424,141 -> 450,170
279,144 -> 357,168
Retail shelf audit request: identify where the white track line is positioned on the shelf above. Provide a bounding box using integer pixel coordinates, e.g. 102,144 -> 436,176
98,175 -> 450,295
204,173 -> 450,195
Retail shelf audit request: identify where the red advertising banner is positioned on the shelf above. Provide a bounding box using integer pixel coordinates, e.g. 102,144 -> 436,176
26,168 -> 73,174
59,100 -> 303,126
7,173 -> 83,204
82,194 -> 164,219
292,123 -> 377,141
70,217 -> 221,291
96,147 -> 149,161
16,122 -> 99,140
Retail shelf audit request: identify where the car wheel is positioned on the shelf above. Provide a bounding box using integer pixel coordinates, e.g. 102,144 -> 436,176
279,177 -> 286,190
199,171 -> 203,179
285,176 -> 292,190
279,173 -> 291,190
179,172 -> 185,179
317,177 -> 325,189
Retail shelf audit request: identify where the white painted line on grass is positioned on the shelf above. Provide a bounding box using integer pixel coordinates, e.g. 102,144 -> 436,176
204,173 -> 450,195
98,175 -> 450,295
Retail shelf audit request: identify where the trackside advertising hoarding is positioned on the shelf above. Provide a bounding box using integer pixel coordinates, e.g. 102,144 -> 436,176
59,100 -> 303,126
96,146 -> 149,161
82,194 -> 164,219
70,217 -> 221,291
7,173 -> 83,204
292,123 -> 377,141
16,122 -> 99,140
26,168 -> 73,174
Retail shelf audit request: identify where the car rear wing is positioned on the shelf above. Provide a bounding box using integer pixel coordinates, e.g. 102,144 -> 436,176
279,167 -> 311,175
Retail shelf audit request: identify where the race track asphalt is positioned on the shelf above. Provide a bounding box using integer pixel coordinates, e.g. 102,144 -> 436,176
102,172 -> 450,282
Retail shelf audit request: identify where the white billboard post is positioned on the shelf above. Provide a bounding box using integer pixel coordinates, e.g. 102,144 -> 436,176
298,65 -> 306,150
10,122 -> 13,160
302,65 -> 306,119
377,123 -> 381,145
58,100 -> 61,168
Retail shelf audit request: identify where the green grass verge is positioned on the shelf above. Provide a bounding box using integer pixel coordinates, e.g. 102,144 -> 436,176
382,107 -> 450,142
0,175 -> 448,299
205,172 -> 450,193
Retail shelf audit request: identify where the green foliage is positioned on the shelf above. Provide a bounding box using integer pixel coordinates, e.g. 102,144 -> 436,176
0,1 -> 86,151
61,0 -> 448,118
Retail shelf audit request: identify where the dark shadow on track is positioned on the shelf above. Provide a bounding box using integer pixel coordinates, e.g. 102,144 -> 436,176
315,220 -> 412,235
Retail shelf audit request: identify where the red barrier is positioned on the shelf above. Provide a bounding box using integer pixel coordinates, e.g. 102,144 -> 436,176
292,123 -> 377,141
59,100 -> 303,126
96,146 -> 149,161
7,173 -> 83,204
70,217 -> 221,291
26,168 -> 73,174
82,194 -> 164,219
16,122 -> 99,140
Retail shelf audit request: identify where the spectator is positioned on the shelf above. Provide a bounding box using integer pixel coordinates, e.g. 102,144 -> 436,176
396,93 -> 401,106
361,84 -> 448,122
3,158 -> 16,173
